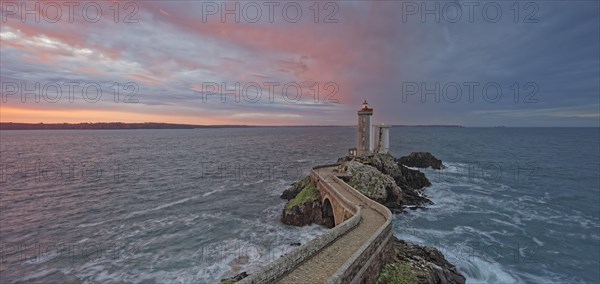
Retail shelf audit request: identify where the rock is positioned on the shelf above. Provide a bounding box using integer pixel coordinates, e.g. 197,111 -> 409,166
280,176 -> 310,200
290,242 -> 301,246
281,177 -> 332,228
398,152 -> 445,170
281,199 -> 325,227
338,154 -> 433,207
220,271 -> 249,283
339,153 -> 399,179
338,161 -> 404,210
381,237 -> 466,284
396,166 -> 434,207
398,164 -> 432,189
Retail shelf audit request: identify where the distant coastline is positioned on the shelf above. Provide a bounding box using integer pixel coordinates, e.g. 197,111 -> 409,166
391,124 -> 464,128
0,122 -> 254,130
0,122 -> 466,130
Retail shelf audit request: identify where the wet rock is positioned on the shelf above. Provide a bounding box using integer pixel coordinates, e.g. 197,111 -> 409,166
396,166 -> 433,207
381,237 -> 466,284
398,152 -> 445,170
397,165 -> 432,189
220,271 -> 249,283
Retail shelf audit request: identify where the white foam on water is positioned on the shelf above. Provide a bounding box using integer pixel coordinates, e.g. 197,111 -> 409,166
489,218 -> 525,233
393,160 -> 542,284
202,185 -> 226,197
196,238 -> 253,283
458,255 -> 521,284
76,195 -> 200,230
125,196 -> 197,219
242,179 -> 265,186
77,221 -> 107,228
19,268 -> 59,282
532,236 -> 544,246
442,162 -> 470,173
393,233 -> 427,245
266,178 -> 294,197
404,166 -> 422,171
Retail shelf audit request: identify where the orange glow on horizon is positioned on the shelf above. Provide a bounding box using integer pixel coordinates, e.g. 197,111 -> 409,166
0,106 -> 310,126
1,106 -> 233,125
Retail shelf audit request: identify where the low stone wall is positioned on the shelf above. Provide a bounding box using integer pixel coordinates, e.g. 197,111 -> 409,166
238,210 -> 361,284
327,177 -> 393,284
312,163 -> 342,170
238,166 -> 361,284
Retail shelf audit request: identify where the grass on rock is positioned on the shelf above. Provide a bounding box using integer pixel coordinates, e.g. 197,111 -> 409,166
376,263 -> 419,284
286,179 -> 320,209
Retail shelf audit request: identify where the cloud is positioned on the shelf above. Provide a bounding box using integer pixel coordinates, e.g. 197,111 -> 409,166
0,1 -> 598,126
472,105 -> 600,119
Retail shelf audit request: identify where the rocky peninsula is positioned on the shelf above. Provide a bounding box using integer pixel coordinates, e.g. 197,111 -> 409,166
280,152 -> 464,284
222,152 -> 465,284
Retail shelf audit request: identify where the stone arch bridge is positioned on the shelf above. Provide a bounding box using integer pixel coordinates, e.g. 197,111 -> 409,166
240,163 -> 393,284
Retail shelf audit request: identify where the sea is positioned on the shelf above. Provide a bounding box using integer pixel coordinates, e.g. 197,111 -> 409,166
0,127 -> 598,283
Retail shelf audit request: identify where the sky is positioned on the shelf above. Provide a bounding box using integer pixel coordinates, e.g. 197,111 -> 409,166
0,0 -> 599,126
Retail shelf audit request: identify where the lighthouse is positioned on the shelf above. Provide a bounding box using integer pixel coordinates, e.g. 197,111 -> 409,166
349,101 -> 390,157
357,100 -> 373,156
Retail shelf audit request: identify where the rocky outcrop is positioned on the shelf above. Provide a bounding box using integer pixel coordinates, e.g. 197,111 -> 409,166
280,176 -> 310,200
396,166 -> 433,208
282,153 -> 441,212
337,161 -> 404,210
281,177 -> 332,228
281,198 -> 326,227
398,165 -> 432,189
381,237 -> 466,284
338,153 -> 433,208
398,152 -> 445,169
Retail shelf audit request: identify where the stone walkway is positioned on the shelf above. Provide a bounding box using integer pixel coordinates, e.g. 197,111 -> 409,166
276,167 -> 387,284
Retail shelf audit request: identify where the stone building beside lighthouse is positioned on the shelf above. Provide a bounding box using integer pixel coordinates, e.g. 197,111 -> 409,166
349,100 -> 390,156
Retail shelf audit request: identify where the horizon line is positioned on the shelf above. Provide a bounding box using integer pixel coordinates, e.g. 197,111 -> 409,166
1,122 -> 598,129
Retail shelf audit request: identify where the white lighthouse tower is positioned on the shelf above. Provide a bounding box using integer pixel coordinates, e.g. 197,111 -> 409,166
349,100 -> 390,157
372,123 -> 390,154
356,100 -> 373,156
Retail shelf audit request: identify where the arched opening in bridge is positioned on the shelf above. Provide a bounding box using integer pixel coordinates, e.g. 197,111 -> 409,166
322,198 -> 335,228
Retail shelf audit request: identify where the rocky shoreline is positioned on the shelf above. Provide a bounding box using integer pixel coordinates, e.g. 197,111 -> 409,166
223,152 -> 466,284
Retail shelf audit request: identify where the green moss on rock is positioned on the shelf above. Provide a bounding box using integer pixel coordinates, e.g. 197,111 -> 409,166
285,179 -> 319,209
376,263 -> 419,284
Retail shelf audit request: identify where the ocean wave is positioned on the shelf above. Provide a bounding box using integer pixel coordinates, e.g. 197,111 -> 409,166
458,255 -> 521,284
202,185 -> 226,197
